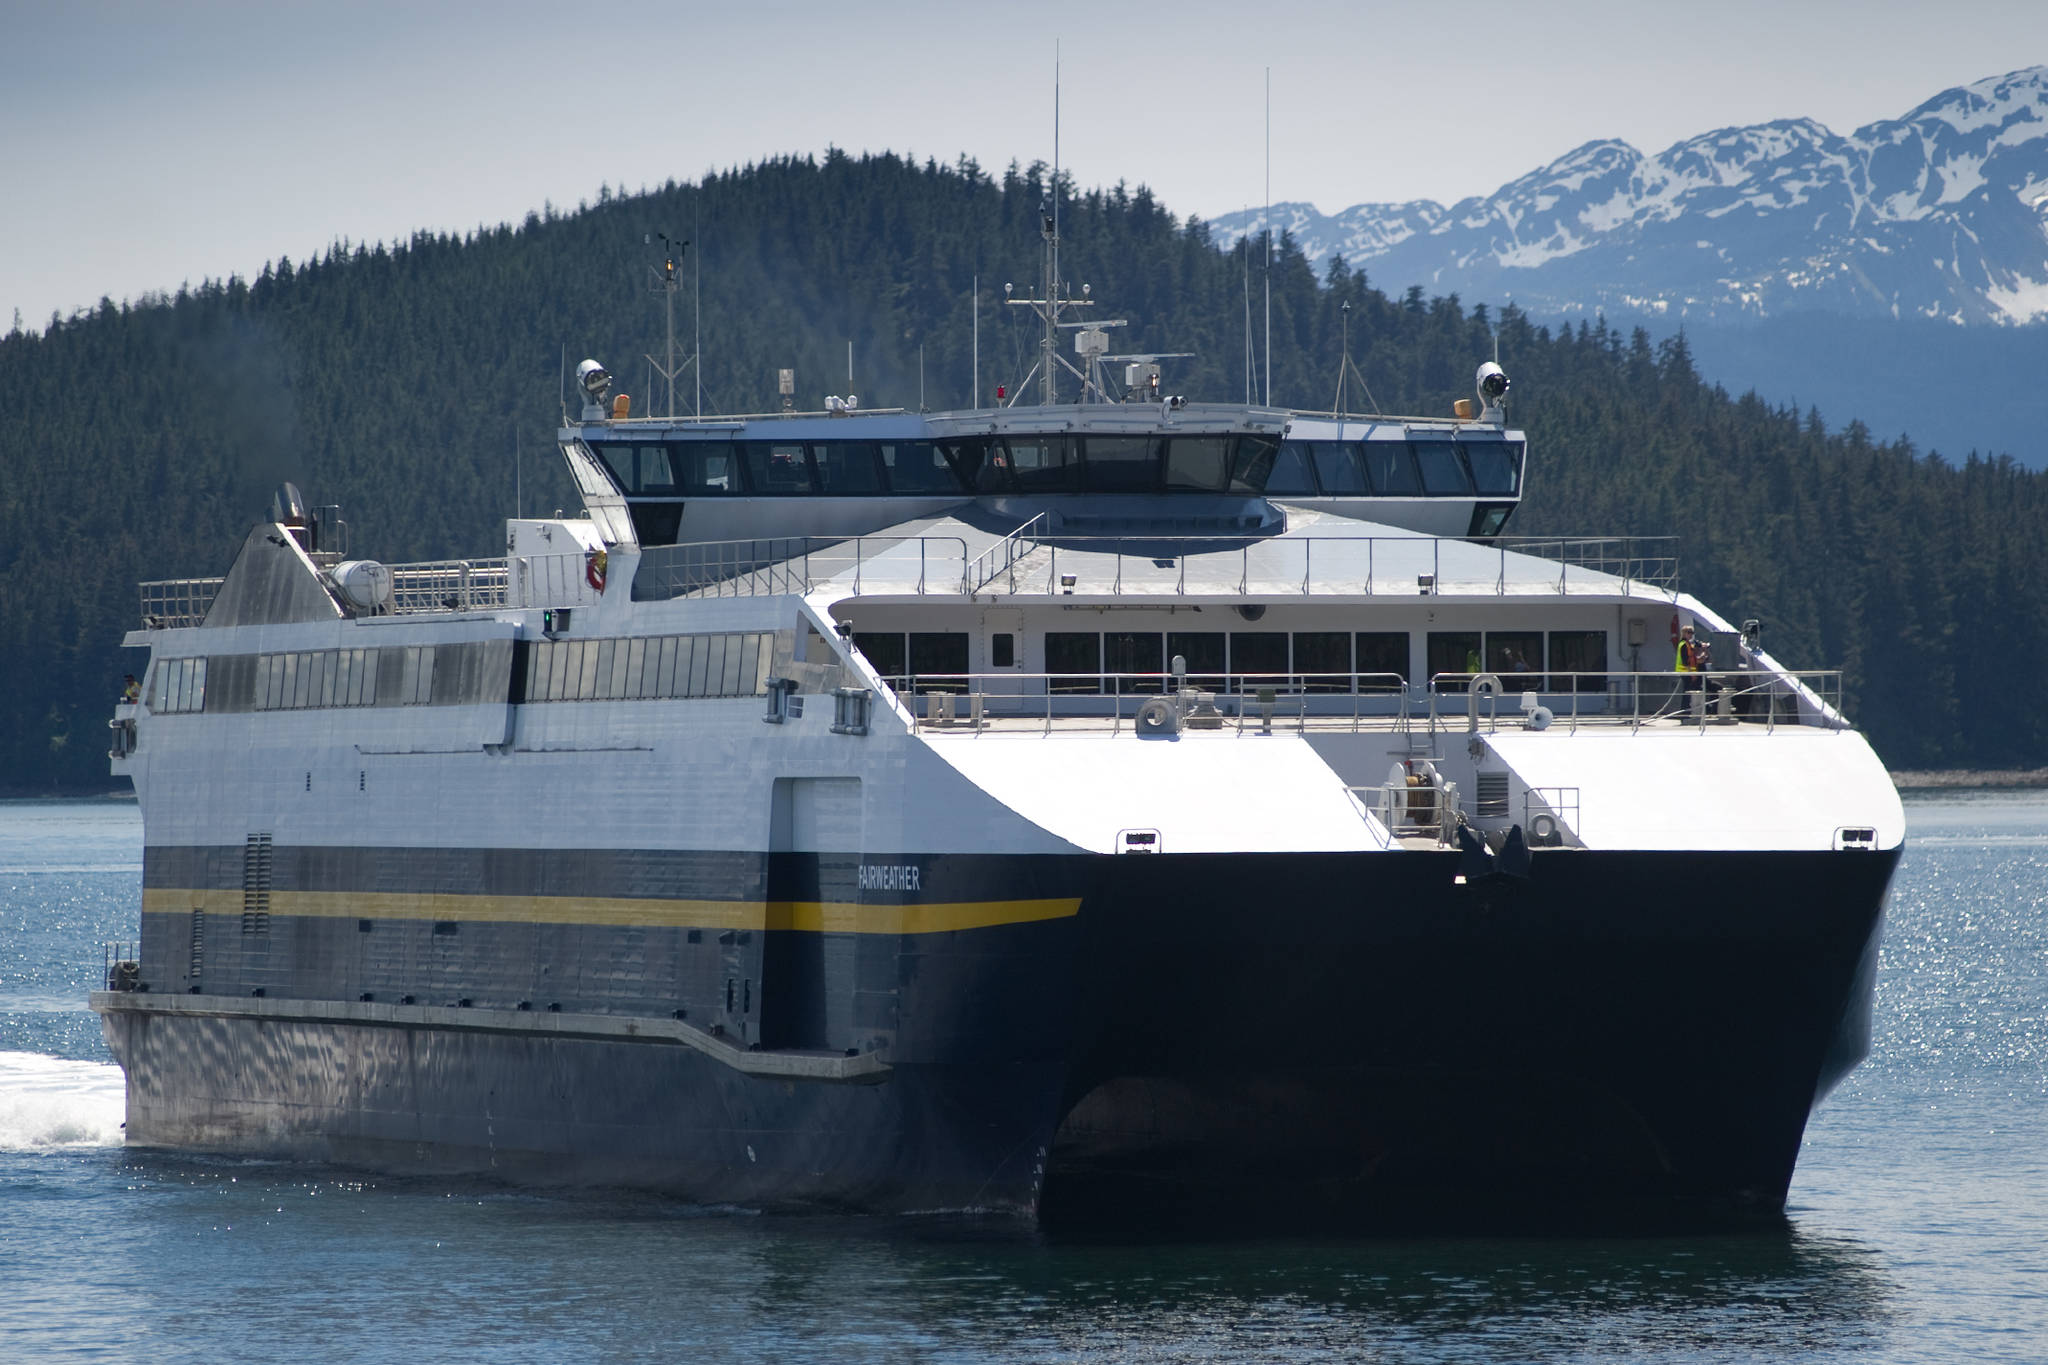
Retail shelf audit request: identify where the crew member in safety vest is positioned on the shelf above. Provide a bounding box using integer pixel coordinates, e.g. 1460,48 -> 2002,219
1675,624 -> 1707,702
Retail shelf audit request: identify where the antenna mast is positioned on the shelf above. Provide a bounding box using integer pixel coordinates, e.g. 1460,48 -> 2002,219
1263,66 -> 1272,408
643,231 -> 692,418
1002,46 -> 1098,406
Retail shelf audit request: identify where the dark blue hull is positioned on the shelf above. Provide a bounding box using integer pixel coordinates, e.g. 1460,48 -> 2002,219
101,845 -> 1898,1228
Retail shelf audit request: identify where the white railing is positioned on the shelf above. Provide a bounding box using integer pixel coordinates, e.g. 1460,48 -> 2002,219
962,533 -> 1677,598
863,668 -> 1843,737
389,559 -> 509,613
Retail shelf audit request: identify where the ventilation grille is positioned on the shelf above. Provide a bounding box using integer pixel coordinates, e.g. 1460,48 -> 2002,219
1475,771 -> 1511,819
188,907 -> 204,978
241,833 -> 273,935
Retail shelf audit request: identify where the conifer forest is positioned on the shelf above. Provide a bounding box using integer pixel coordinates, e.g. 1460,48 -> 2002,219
3,151 -> 2043,792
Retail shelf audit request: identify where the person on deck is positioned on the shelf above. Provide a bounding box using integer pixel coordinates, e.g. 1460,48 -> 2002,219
1676,625 -> 1707,707
121,674 -> 140,704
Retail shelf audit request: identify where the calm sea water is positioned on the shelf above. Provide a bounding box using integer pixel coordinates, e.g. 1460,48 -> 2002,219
1,793 -> 2041,1363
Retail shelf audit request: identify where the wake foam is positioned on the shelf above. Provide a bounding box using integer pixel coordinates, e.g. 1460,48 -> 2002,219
0,1051 -> 125,1150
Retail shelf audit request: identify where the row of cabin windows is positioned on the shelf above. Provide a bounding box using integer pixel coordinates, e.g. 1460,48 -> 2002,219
151,643 -> 505,714
517,633 -> 774,703
255,647 -> 407,710
846,628 -> 1609,695
589,436 -> 1521,500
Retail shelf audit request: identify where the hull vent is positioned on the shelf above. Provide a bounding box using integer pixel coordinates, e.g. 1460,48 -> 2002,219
1475,771 -> 1510,819
242,833 -> 273,935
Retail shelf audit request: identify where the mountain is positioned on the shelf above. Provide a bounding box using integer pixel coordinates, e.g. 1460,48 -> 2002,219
1215,67 -> 2048,326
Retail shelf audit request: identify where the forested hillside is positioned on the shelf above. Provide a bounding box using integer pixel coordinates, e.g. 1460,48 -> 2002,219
3,151 -> 2042,792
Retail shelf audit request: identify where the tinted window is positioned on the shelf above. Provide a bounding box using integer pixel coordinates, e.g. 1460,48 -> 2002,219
908,632 -> 969,691
1461,440 -> 1520,496
1427,631 -> 1482,691
812,441 -> 884,494
1260,441 -> 1317,495
1547,630 -> 1607,693
1006,435 -> 1077,492
880,441 -> 961,494
1166,631 -> 1225,688
1355,632 -> 1409,691
673,441 -> 741,495
854,632 -> 906,680
1105,631 -> 1163,693
593,444 -> 636,491
943,438 -> 1009,493
1310,442 -> 1367,493
1082,436 -> 1160,493
1165,437 -> 1232,492
741,442 -> 815,494
1359,442 -> 1421,494
1045,632 -> 1100,694
628,503 -> 684,545
1229,632 -> 1288,683
1411,441 -> 1475,496
1293,631 -> 1351,693
1486,631 -> 1544,690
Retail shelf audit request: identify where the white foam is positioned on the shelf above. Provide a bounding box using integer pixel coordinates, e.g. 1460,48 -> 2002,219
0,1051 -> 126,1150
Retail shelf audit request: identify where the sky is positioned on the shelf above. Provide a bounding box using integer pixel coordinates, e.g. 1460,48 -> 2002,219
2,0 -> 2039,330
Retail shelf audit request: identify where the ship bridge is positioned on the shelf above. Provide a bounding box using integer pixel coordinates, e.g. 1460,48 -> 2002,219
561,402 -> 1525,551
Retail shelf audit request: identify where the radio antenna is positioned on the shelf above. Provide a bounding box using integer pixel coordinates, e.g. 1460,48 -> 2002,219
1263,66 -> 1272,408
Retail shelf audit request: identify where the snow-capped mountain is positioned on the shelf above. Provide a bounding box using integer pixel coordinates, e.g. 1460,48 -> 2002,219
1215,67 -> 2048,325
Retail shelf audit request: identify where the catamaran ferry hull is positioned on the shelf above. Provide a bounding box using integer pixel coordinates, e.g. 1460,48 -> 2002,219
97,843 -> 1895,1227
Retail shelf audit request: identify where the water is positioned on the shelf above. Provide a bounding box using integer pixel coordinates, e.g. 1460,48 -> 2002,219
1,793 -> 2041,1363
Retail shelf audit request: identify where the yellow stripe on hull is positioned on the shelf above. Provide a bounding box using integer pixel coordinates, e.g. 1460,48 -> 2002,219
141,888 -> 1080,935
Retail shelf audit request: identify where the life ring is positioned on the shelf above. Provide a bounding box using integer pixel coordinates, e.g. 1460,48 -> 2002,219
585,547 -> 608,593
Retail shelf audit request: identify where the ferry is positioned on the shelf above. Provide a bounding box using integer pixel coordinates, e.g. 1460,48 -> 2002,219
93,243 -> 1902,1229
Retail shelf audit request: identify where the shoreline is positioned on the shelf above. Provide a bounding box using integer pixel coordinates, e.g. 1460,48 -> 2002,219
1892,767 -> 2048,790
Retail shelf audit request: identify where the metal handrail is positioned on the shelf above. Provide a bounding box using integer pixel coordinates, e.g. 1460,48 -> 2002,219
864,666 -> 1842,737
389,559 -> 509,613
976,533 -> 1677,598
965,512 -> 1051,593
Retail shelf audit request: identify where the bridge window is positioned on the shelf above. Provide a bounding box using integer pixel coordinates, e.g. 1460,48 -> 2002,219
1411,441 -> 1475,496
812,442 -> 885,495
1006,436 -> 1078,493
740,442 -> 816,495
942,437 -> 1009,493
1359,442 -> 1421,495
880,441 -> 961,493
1164,437 -> 1233,492
673,442 -> 741,495
1461,440 -> 1521,496
1309,442 -> 1367,494
1252,441 -> 1317,495
1081,436 -> 1159,493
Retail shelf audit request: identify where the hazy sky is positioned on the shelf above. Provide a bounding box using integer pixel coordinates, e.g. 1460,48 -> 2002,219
3,0 -> 2038,329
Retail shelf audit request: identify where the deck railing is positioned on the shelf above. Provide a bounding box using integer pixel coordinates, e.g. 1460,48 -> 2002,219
968,532 -> 1677,598
868,667 -> 1841,737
